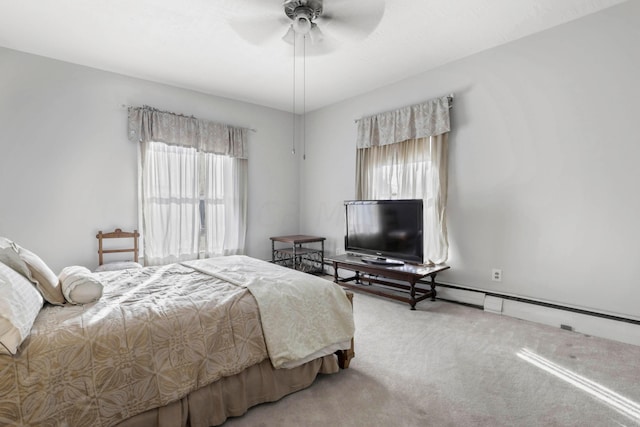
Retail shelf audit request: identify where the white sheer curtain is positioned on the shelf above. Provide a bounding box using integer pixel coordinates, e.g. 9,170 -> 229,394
356,134 -> 449,264
141,141 -> 200,265
355,95 -> 451,264
130,106 -> 249,265
202,153 -> 247,257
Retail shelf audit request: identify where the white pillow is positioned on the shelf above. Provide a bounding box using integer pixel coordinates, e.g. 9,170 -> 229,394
94,261 -> 143,272
0,237 -> 12,248
0,245 -> 32,279
16,246 -> 65,305
0,237 -> 65,305
59,266 -> 104,305
0,261 -> 44,355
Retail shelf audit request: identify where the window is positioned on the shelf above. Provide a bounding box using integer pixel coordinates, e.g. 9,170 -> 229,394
356,134 -> 449,264
139,141 -> 247,266
357,137 -> 433,199
354,96 -> 452,264
128,106 -> 248,266
364,143 -> 431,200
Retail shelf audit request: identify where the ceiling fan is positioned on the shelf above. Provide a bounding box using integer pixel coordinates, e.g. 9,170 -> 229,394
282,0 -> 325,44
230,0 -> 385,55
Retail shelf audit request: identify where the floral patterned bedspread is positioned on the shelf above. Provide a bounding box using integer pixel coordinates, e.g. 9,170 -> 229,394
0,263 -> 268,427
183,256 -> 355,369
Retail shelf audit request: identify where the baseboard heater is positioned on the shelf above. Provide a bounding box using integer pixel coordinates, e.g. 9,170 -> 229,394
324,261 -> 640,326
434,282 -> 640,326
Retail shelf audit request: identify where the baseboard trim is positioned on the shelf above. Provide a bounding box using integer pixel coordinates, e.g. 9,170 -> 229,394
325,260 -> 640,346
436,282 -> 640,325
435,283 -> 640,347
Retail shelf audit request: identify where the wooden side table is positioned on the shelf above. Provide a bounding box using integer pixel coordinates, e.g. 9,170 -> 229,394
270,235 -> 325,274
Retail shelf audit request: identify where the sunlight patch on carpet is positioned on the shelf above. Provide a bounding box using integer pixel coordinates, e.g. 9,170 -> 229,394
517,348 -> 640,423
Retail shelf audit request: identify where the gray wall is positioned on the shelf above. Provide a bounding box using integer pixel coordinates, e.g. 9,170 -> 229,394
0,48 -> 300,272
300,2 -> 640,320
1,2 -> 638,321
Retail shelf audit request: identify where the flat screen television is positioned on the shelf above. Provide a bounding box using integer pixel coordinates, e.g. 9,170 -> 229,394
344,199 -> 423,265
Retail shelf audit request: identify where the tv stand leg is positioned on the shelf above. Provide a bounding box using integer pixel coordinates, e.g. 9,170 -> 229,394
409,280 -> 417,310
430,274 -> 437,301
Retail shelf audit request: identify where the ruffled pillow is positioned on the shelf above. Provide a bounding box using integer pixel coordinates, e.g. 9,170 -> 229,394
0,237 -> 65,305
0,261 -> 44,355
16,246 -> 65,305
0,245 -> 32,279
59,266 -> 104,305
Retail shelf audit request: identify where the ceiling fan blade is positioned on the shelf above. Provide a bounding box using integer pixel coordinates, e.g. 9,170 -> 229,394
227,0 -> 292,45
229,15 -> 290,46
323,0 -> 383,8
231,0 -> 286,15
318,0 -> 385,40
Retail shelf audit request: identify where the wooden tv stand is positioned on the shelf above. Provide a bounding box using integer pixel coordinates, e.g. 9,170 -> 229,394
327,254 -> 450,310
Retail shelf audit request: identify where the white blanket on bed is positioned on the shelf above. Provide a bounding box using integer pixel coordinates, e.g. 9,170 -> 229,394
182,256 -> 355,369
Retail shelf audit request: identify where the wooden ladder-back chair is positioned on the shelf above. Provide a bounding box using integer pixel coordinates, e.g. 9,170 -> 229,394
96,228 -> 140,266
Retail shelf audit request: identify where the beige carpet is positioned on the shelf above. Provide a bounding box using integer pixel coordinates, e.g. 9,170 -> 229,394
224,290 -> 640,426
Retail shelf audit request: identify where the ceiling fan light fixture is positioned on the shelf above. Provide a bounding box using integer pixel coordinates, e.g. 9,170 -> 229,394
292,9 -> 312,34
309,23 -> 323,43
282,25 -> 295,43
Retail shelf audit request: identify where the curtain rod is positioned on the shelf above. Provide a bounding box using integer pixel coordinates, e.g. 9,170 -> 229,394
353,94 -> 454,123
121,104 -> 257,133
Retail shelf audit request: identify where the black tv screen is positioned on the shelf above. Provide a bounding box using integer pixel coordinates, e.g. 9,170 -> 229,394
344,199 -> 423,264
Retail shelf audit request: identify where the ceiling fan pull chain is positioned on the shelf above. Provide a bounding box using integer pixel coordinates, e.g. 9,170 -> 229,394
303,34 -> 306,161
292,34 -> 296,155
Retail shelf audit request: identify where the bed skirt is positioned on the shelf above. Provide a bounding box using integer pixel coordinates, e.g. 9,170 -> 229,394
114,354 -> 339,427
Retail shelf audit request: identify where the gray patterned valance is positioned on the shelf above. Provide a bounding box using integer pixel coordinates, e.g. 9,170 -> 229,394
128,106 -> 248,159
356,95 -> 452,149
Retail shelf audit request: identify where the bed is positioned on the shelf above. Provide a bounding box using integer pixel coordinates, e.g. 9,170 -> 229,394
0,248 -> 355,427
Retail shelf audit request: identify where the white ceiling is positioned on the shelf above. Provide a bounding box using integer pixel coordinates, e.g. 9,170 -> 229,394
0,0 -> 626,113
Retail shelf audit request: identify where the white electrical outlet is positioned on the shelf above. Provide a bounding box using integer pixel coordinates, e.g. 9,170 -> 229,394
492,268 -> 502,282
